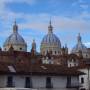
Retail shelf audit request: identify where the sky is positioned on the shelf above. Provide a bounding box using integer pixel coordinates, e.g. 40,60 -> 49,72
0,0 -> 90,52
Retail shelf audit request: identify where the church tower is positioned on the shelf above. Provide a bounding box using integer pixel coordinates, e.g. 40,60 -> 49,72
31,39 -> 36,54
71,33 -> 88,58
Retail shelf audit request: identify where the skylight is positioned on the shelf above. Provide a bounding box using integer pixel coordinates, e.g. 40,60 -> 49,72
8,66 -> 16,73
41,66 -> 47,70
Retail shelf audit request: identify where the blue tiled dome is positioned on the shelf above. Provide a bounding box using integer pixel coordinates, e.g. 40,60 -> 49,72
71,33 -> 87,53
72,43 -> 87,53
41,33 -> 61,47
3,33 -> 26,46
40,21 -> 61,55
3,21 -> 27,51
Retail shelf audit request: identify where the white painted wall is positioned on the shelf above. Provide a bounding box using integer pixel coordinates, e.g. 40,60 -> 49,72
0,75 -> 6,87
0,88 -> 78,90
0,75 -> 79,90
67,59 -> 78,67
79,68 -> 90,90
52,76 -> 67,88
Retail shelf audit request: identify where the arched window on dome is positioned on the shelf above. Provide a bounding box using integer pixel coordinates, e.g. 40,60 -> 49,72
55,51 -> 56,55
20,48 -> 22,50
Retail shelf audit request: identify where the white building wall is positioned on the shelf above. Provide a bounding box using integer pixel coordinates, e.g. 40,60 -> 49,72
79,68 -> 90,90
68,60 -> 78,68
14,76 -> 25,88
32,76 -> 46,88
0,75 -> 6,87
71,76 -> 79,87
0,75 -> 79,90
52,76 -> 67,88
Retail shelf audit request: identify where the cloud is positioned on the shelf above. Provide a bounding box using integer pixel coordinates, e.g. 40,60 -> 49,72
0,0 -> 90,51
1,12 -> 90,34
0,0 -> 36,5
84,42 -> 90,47
12,14 -> 89,34
72,0 -> 89,10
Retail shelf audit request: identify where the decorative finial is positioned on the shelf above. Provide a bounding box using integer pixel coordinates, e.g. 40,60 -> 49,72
13,20 -> 18,33
50,19 -> 51,26
77,33 -> 81,43
32,39 -> 36,52
65,44 -> 68,54
48,19 -> 53,34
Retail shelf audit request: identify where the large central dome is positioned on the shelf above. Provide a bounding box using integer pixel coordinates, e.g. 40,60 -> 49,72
40,21 -> 61,55
3,21 -> 27,51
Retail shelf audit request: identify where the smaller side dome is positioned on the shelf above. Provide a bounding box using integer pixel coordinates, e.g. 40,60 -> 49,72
71,33 -> 88,58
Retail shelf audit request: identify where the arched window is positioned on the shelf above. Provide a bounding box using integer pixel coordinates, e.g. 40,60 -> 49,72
46,77 -> 53,88
81,77 -> 84,84
20,48 -> 22,50
7,76 -> 13,87
55,51 -> 56,54
25,77 -> 32,88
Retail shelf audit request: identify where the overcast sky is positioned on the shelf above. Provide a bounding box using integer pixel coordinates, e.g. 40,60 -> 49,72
0,0 -> 90,52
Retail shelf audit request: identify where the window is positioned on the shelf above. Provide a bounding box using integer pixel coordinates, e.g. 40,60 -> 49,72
70,64 -> 71,67
55,51 -> 56,54
81,77 -> 84,84
50,50 -> 52,54
46,77 -> 53,88
20,48 -> 22,50
25,77 -> 32,88
80,88 -> 86,90
7,76 -> 14,87
67,76 -> 71,88
74,64 -> 76,66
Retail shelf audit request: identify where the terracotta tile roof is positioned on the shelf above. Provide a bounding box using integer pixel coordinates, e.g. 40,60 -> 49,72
0,62 -> 84,76
0,51 -> 86,76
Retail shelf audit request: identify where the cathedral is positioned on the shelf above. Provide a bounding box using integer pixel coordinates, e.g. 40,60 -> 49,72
0,20 -> 90,90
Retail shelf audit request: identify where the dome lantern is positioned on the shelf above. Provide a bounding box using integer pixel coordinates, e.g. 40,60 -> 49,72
13,20 -> 18,33
77,33 -> 82,43
48,20 -> 53,34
